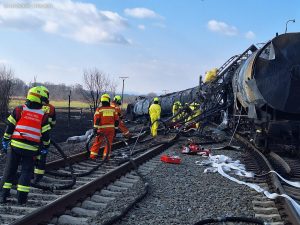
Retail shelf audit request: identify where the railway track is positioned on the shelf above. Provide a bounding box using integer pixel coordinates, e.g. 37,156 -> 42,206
236,133 -> 300,225
0,131 -> 178,225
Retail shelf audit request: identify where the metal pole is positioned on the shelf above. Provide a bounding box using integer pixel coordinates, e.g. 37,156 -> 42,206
119,76 -> 129,104
121,79 -> 125,103
285,19 -> 295,33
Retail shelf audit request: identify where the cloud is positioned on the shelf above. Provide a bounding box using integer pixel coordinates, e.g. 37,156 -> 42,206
0,0 -> 130,44
245,30 -> 256,39
207,20 -> 238,36
124,8 -> 162,19
138,24 -> 145,30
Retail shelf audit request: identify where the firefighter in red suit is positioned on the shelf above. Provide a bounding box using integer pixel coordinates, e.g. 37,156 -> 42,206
0,87 -> 51,204
111,95 -> 131,138
90,94 -> 119,160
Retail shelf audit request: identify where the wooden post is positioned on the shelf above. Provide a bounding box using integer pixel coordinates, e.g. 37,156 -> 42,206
68,90 -> 71,127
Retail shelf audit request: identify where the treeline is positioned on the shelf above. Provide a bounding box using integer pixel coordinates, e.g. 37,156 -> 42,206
12,78 -> 87,101
0,65 -> 158,119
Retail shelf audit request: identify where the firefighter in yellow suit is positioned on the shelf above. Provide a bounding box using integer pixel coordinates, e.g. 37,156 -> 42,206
188,102 -> 201,128
172,101 -> 182,122
149,97 -> 161,137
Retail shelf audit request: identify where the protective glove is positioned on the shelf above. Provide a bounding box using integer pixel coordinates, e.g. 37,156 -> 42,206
40,148 -> 48,155
1,140 -> 10,154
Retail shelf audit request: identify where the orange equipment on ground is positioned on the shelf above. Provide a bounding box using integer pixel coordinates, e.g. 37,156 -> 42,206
160,154 -> 181,164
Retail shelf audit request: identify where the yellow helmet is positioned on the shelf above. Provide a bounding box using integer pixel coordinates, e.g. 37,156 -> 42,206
174,101 -> 181,105
100,93 -> 110,102
39,86 -> 49,97
153,97 -> 159,102
27,87 -> 42,104
114,95 -> 121,102
39,85 -> 49,104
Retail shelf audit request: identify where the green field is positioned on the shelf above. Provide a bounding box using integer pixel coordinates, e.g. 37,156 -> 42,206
10,99 -> 128,109
10,99 -> 90,108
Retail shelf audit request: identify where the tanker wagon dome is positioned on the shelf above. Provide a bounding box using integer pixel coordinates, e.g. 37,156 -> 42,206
253,33 -> 300,114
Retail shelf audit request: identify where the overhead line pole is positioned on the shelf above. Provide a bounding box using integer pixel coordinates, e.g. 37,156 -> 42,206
119,76 -> 129,104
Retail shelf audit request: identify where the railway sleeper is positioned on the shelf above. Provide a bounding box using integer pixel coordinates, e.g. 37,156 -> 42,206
71,207 -> 99,217
57,215 -> 89,225
255,213 -> 282,222
107,184 -> 128,192
100,189 -> 122,197
80,200 -> 107,210
90,194 -> 116,203
119,176 -> 139,184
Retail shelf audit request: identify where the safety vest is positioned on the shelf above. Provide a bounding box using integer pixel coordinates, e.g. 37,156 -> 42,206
12,106 -> 44,143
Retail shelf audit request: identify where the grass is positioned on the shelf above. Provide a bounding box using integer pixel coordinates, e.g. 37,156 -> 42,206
10,99 -> 128,109
10,99 -> 90,108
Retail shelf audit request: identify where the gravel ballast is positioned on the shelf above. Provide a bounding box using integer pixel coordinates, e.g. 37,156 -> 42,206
114,137 -> 255,225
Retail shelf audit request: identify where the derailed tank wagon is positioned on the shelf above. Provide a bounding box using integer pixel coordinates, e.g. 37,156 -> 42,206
201,32 -> 300,151
127,32 -> 300,152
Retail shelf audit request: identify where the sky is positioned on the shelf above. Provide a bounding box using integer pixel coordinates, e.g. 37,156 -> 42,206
0,0 -> 299,96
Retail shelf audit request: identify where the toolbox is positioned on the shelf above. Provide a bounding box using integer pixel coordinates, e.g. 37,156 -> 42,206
160,154 -> 181,164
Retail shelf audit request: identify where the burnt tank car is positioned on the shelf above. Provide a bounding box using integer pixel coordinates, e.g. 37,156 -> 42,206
231,32 -> 300,149
126,87 -> 199,120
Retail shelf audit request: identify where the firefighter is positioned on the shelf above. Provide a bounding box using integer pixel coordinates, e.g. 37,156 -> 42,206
33,85 -> 56,182
90,94 -> 119,160
149,97 -> 161,137
39,86 -> 56,128
111,95 -> 131,139
188,102 -> 201,128
172,101 -> 182,122
0,87 -> 51,204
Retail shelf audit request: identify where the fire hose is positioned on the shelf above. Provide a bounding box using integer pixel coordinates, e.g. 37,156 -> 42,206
193,216 -> 264,225
47,131 -> 110,178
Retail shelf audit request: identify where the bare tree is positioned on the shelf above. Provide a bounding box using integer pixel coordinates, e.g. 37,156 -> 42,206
0,65 -> 14,118
82,68 -> 117,112
11,78 -> 27,97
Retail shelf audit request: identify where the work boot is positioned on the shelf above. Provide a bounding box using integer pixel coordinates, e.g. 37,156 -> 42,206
0,189 -> 10,203
17,191 -> 28,205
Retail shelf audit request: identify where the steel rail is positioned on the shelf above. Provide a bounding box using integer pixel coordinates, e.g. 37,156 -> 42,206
46,134 -> 146,171
11,134 -> 178,225
235,133 -> 300,225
